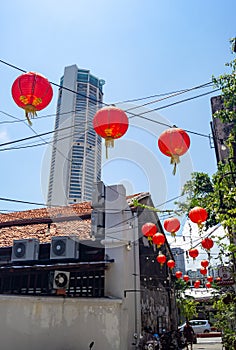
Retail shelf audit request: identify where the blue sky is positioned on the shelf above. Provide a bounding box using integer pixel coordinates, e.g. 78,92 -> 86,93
0,0 -> 235,229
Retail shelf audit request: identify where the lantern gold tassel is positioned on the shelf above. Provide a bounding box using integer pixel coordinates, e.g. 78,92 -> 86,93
105,138 -> 114,159
24,105 -> 37,126
170,154 -> 180,175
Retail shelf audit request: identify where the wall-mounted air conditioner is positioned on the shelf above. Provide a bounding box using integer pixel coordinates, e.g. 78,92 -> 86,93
50,236 -> 79,260
53,270 -> 70,289
11,238 -> 39,262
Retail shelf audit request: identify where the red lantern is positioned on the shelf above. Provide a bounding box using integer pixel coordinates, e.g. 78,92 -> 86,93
152,232 -> 165,247
163,217 -> 180,237
207,276 -> 213,283
158,127 -> 190,175
156,253 -> 166,267
141,223 -> 157,239
201,260 -> 209,268
188,206 -> 208,226
200,267 -> 207,275
205,282 -> 211,288
12,72 -> 53,125
201,237 -> 214,251
175,271 -> 182,279
194,280 -> 200,288
167,260 -> 176,270
188,248 -> 199,260
183,275 -> 190,282
93,106 -> 129,158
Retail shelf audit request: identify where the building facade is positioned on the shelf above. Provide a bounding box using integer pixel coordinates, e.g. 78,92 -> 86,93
47,64 -> 104,206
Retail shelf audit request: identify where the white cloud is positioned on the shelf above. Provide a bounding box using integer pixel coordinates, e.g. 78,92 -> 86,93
0,130 -> 10,143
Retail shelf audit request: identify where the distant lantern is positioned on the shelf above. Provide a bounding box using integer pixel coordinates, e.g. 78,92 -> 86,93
207,276 -> 213,283
175,271 -> 182,279
152,232 -> 165,247
93,105 -> 129,158
11,72 -> 53,125
201,237 -> 214,251
183,275 -> 190,282
158,127 -> 190,175
201,260 -> 209,268
156,253 -> 166,267
194,280 -> 200,288
141,223 -> 157,241
167,259 -> 176,270
200,268 -> 207,276
163,217 -> 180,237
188,248 -> 199,260
205,282 -> 211,288
188,206 -> 208,226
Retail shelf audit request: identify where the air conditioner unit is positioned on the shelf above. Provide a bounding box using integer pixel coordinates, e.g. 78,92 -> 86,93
50,236 -> 79,260
11,238 -> 39,262
53,270 -> 70,289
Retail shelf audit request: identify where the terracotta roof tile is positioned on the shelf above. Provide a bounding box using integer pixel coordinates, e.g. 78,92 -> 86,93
0,193 -> 148,248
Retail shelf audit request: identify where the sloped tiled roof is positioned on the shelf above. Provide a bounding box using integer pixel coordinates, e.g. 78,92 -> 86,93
0,193 -> 150,248
0,202 -> 92,247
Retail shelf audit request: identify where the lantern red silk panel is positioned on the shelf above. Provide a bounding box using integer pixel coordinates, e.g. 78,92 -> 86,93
183,275 -> 190,282
194,280 -> 200,288
205,282 -> 211,288
141,223 -> 157,238
188,206 -> 208,226
163,217 -> 180,237
12,72 -> 53,125
158,127 -> 190,175
167,260 -> 175,270
156,253 -> 166,266
200,267 -> 207,275
175,271 -> 182,279
207,276 -> 213,283
201,260 -> 209,268
93,106 -> 129,158
152,232 -> 165,247
201,237 -> 214,251
188,248 -> 199,260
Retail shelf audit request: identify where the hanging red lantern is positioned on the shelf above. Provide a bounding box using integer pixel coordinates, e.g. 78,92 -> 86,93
156,253 -> 166,267
216,277 -> 222,283
11,72 -> 53,125
188,206 -> 208,226
93,105 -> 129,158
152,232 -> 165,247
205,282 -> 211,288
194,280 -> 200,288
163,217 -> 180,237
188,248 -> 199,260
141,223 -> 157,239
201,260 -> 209,268
201,237 -> 214,251
200,267 -> 207,275
167,259 -> 176,270
207,276 -> 213,283
183,275 -> 190,282
158,127 -> 190,175
175,271 -> 182,279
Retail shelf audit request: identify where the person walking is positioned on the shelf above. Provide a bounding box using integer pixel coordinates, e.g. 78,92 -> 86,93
183,321 -> 195,350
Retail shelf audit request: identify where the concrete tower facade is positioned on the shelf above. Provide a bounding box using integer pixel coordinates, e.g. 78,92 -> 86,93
47,65 -> 104,206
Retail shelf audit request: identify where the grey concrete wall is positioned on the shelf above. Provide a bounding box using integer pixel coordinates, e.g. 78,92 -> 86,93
0,295 -> 124,350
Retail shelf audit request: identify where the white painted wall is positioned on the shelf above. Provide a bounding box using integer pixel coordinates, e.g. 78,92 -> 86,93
0,295 -> 125,350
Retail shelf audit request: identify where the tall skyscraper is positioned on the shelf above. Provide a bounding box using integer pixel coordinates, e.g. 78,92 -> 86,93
171,247 -> 186,275
47,65 -> 104,206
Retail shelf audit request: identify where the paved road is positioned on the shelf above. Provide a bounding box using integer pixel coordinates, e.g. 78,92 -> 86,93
194,337 -> 223,350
